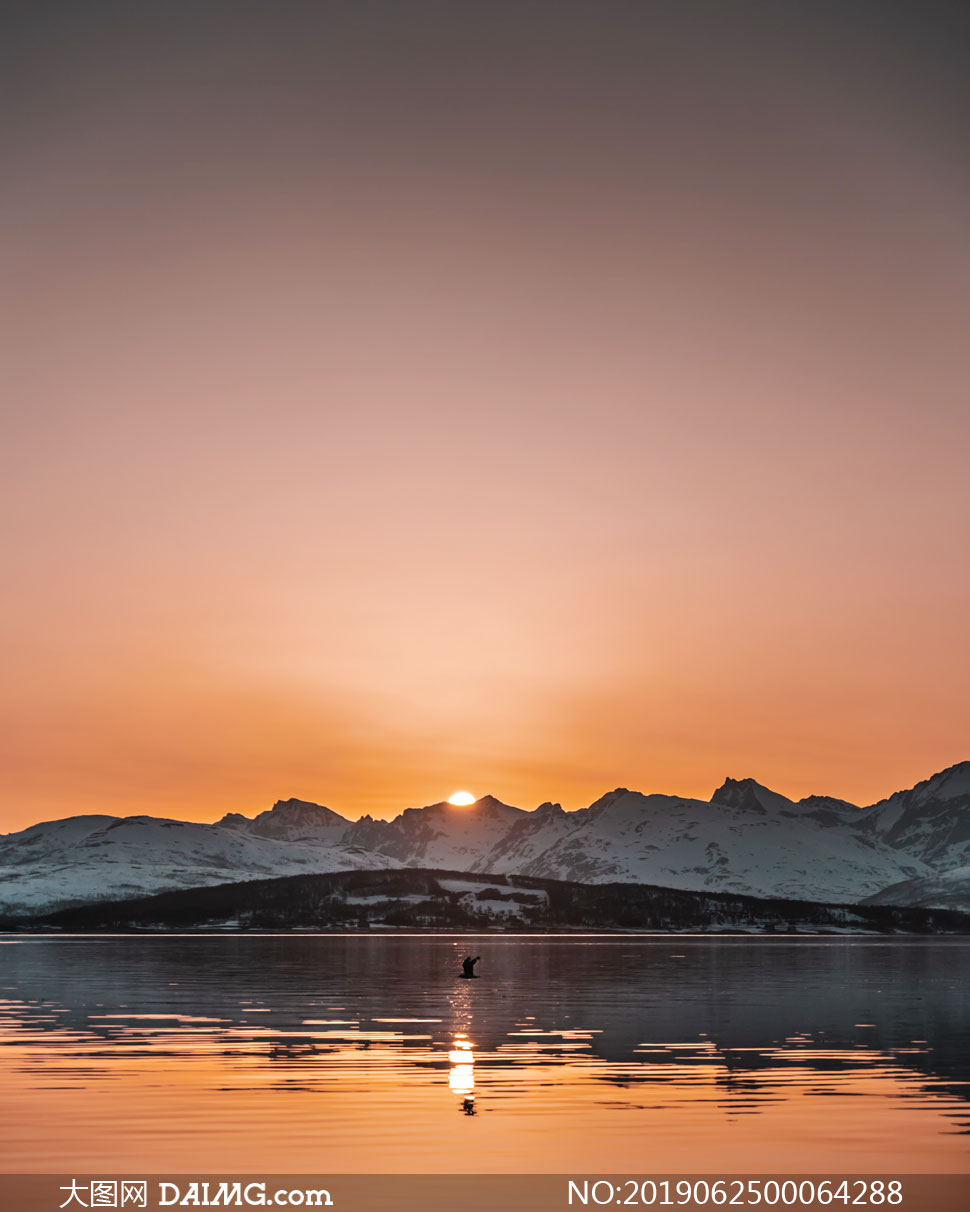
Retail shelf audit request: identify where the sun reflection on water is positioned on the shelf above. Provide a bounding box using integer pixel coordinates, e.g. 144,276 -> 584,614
448,1035 -> 476,1114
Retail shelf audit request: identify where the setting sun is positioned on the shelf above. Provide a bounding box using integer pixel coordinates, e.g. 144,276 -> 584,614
448,791 -> 476,807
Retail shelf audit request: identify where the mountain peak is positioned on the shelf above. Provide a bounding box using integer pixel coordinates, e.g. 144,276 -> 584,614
535,801 -> 565,817
586,788 -> 632,816
259,798 -> 348,828
270,796 -> 333,812
910,761 -> 970,803
216,797 -> 350,840
711,777 -> 794,814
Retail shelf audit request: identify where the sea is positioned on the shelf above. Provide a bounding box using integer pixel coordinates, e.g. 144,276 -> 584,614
1,934 -> 968,1173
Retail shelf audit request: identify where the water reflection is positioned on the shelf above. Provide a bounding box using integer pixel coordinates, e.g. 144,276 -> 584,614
449,1036 -> 476,1114
0,935 -> 969,1170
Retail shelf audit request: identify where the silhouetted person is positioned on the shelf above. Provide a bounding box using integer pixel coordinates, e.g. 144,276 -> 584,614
461,955 -> 480,979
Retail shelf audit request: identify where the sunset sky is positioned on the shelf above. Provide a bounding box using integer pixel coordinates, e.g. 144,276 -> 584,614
2,2 -> 969,831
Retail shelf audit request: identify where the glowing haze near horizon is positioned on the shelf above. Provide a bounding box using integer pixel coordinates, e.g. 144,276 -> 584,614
2,3 -> 969,832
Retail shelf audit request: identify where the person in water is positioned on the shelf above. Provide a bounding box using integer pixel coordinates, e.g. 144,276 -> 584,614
461,955 -> 480,978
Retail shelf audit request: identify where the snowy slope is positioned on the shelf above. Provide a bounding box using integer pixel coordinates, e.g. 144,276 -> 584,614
473,801 -> 577,872
861,865 -> 970,913
0,813 -> 398,914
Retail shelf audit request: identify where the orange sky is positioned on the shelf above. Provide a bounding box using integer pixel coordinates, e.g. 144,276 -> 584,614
2,4 -> 968,831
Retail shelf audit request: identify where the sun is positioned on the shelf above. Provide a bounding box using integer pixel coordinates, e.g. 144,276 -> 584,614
448,790 -> 476,807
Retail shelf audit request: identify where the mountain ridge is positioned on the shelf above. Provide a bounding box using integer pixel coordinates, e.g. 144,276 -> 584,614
1,763 -> 967,916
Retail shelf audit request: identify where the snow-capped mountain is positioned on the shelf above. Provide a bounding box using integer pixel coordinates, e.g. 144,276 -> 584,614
468,786 -> 930,901
2,762 -> 967,916
0,811 -> 399,915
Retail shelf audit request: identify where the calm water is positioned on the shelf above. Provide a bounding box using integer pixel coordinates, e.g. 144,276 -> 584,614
1,935 -> 969,1173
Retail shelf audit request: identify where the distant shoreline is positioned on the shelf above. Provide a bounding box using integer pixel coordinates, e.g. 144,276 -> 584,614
5,928 -> 970,937
4,867 -> 969,936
